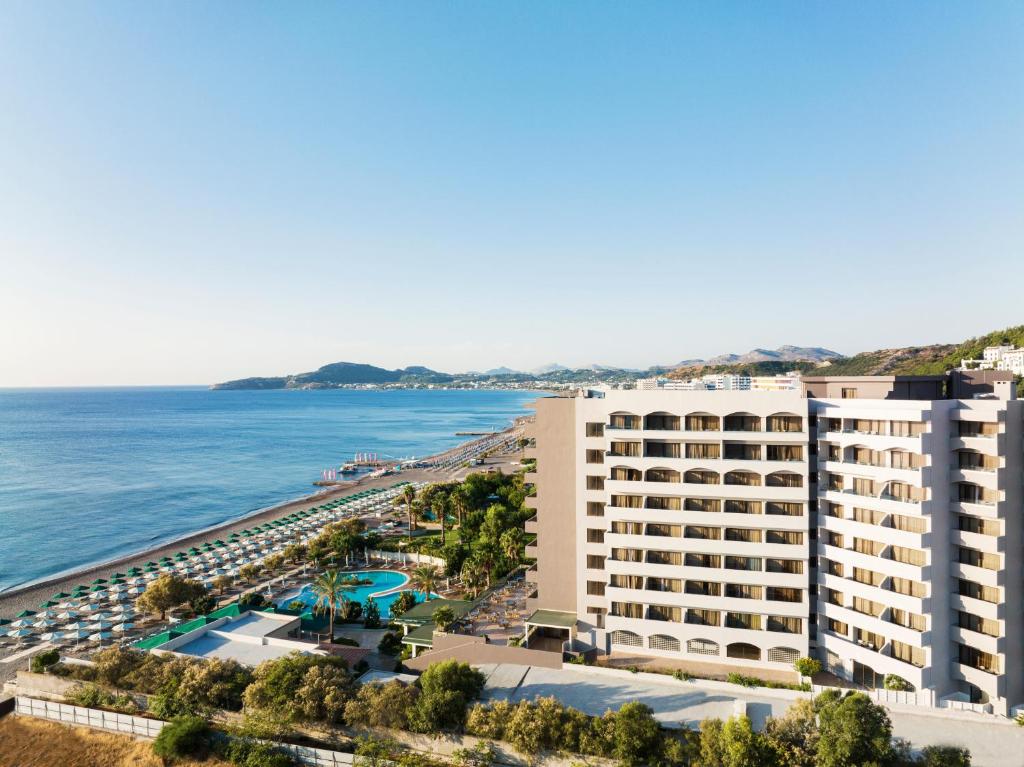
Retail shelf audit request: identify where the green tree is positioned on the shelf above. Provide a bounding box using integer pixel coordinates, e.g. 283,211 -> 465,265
175,656 -> 253,713
310,569 -> 346,642
213,574 -> 234,595
363,596 -> 382,628
793,657 -> 821,679
344,680 -> 421,729
918,745 -> 971,767
432,495 -> 449,546
432,605 -> 456,632
189,592 -> 216,616
451,489 -> 469,529
238,563 -> 262,584
390,590 -> 418,619
410,565 -> 440,601
460,559 -> 485,599
135,574 -> 207,621
763,698 -> 818,767
395,485 -> 419,536
499,528 -> 525,568
243,653 -> 352,727
283,543 -> 307,564
609,701 -> 662,767
816,691 -> 893,767
408,660 -> 485,733
152,716 -> 211,763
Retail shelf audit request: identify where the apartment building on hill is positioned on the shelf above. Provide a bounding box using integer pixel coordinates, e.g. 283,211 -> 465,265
522,372 -> 1023,715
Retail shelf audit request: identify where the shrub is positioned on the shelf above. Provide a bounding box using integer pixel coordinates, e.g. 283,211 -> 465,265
152,715 -> 211,763
243,653 -> 354,726
345,681 -> 421,730
432,605 -> 456,632
918,744 -> 971,767
794,656 -> 822,678
31,648 -> 61,673
452,742 -> 496,767
332,636 -> 360,647
287,600 -> 307,612
239,591 -> 270,610
339,599 -> 363,622
190,593 -> 217,616
219,736 -> 295,767
408,660 -> 485,733
672,669 -> 691,682
389,591 -> 417,619
884,674 -> 914,692
363,597 -> 382,629
377,631 -> 403,655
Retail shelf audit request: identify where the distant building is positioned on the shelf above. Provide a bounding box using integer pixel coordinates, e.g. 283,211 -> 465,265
961,345 -> 1024,376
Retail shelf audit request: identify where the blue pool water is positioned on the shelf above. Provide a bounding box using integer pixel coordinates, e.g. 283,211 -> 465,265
0,387 -> 538,592
283,570 -> 433,618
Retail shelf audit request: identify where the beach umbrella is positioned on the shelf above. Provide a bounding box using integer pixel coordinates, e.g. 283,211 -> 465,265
9,619 -> 34,628
111,572 -> 126,579
87,620 -> 113,631
128,586 -> 146,596
6,628 -> 34,640
112,622 -> 134,633
39,631 -> 65,642
62,621 -> 87,630
145,561 -> 157,567
109,578 -> 126,585
174,553 -> 187,561
90,584 -> 107,593
56,611 -> 79,620
39,600 -> 59,609
90,578 -> 107,585
80,603 -> 103,612
65,629 -> 90,644
89,630 -> 113,642
91,611 -> 114,620
51,591 -> 71,600
160,556 -> 172,562
14,610 -> 37,618
127,567 -> 142,575
32,618 -> 57,629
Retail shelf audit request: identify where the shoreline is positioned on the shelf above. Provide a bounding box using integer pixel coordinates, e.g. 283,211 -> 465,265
0,426 -> 522,619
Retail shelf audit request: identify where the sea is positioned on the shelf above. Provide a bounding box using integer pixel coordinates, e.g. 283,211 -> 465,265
0,387 -> 539,593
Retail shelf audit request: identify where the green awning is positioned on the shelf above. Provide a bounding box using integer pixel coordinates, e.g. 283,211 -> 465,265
525,609 -> 577,629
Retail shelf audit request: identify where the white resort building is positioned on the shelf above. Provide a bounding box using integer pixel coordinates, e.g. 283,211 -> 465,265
524,370 -> 1024,715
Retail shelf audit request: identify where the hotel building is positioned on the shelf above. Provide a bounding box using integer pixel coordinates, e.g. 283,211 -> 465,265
523,373 -> 1024,715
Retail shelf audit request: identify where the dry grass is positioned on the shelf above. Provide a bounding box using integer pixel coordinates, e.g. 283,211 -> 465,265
0,716 -> 231,767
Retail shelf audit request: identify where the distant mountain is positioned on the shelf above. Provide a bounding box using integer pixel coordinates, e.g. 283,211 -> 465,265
705,346 -> 843,366
213,361 -> 453,390
531,363 -> 569,375
483,367 -> 523,376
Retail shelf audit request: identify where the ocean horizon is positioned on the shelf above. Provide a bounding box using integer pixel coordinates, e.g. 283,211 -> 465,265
0,386 -> 539,593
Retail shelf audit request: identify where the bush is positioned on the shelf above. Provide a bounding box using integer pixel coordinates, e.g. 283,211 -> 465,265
345,681 -> 421,729
378,631 -> 403,655
65,683 -> 135,713
918,744 -> 971,767
287,600 -> 307,612
794,656 -> 822,678
332,636 -> 360,647
152,715 -> 211,763
219,736 -> 295,767
884,674 -> 914,691
672,669 -> 691,682
339,599 -> 363,622
31,648 -> 61,673
239,592 -> 270,610
364,597 -> 382,629
407,660 -> 485,733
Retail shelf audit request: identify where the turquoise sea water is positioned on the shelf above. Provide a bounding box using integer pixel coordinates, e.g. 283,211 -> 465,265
283,570 -> 432,618
0,387 -> 537,593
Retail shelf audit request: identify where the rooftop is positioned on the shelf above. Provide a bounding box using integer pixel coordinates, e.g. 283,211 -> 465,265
525,609 -> 577,629
393,598 -> 474,626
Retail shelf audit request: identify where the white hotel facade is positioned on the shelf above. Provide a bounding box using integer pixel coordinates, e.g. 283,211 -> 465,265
524,373 -> 1024,715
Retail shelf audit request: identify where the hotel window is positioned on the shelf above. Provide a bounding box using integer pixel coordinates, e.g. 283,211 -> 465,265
767,445 -> 803,462
724,470 -> 761,486
958,514 -> 999,536
609,414 -> 641,430
766,559 -> 803,574
725,528 -> 762,543
645,441 -> 681,458
588,606 -> 606,629
648,550 -> 683,566
686,609 -> 720,626
686,498 -> 721,513
647,523 -> 681,538
725,500 -> 762,515
890,420 -> 925,437
958,421 -> 998,438
648,604 -> 682,623
587,502 -> 605,517
610,548 -> 643,563
724,414 -> 761,432
646,468 -> 680,483
958,644 -> 998,673
852,447 -> 884,467
610,601 -> 644,619
609,574 -> 643,589
853,567 -> 884,587
886,481 -> 923,503
855,628 -> 884,651
686,443 -> 720,460
725,583 -> 762,600
684,525 -> 721,540
683,552 -> 719,568
609,441 -> 641,457
646,496 -> 682,511
890,546 -> 926,567
890,450 -> 922,469
958,450 -> 998,471
826,418 -> 842,433
958,610 -> 999,637
827,473 -> 844,492
827,444 -> 841,462
585,422 -> 605,437
825,502 -> 845,518
610,466 -> 641,481
586,476 -> 605,490
610,494 -> 642,508
853,537 -> 884,557
827,618 -> 848,636
684,469 -> 720,484
723,443 -> 761,461
586,554 -> 605,570
685,580 -> 721,596
823,531 -> 844,548
890,609 -> 926,632
767,587 -> 802,603
853,597 -> 885,617
766,472 -> 802,488
644,413 -> 681,430
958,483 -> 997,505
767,502 -> 803,516
724,556 -> 762,572
685,414 -> 720,431
852,478 -> 877,497
891,641 -> 925,668
725,612 -> 761,630
891,513 -> 926,533
890,577 -> 925,598
768,616 -> 801,634
825,588 -> 844,606
646,577 -> 682,593
586,580 -> 606,596
766,414 -> 802,433
841,388 -> 858,399
958,546 -> 999,571
767,530 -> 802,545
852,507 -> 884,526
851,418 -> 885,435
586,528 -> 605,544
609,521 -> 643,535
586,449 -> 604,464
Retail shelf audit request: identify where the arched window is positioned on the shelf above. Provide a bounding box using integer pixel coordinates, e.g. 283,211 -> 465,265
645,467 -> 680,483
648,634 -> 681,652
687,638 -> 719,656
609,412 -> 641,430
724,412 -> 761,432
609,466 -> 642,482
609,630 -> 642,648
685,412 -> 720,432
766,471 -> 802,488
644,412 -> 680,431
725,470 -> 761,486
767,647 -> 800,665
685,469 -> 720,485
726,642 -> 761,661
766,413 -> 802,433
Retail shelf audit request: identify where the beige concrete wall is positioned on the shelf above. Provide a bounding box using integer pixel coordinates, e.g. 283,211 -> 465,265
404,632 -> 563,671
528,397 -> 578,613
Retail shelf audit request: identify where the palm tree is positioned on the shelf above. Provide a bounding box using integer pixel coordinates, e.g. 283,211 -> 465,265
460,559 -> 484,599
395,485 -> 418,538
451,490 -> 468,529
476,544 -> 497,588
501,528 -> 525,568
410,565 -> 439,602
310,570 -> 346,643
432,495 -> 448,546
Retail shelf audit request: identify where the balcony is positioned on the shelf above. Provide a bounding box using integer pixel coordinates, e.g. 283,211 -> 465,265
525,515 -> 538,534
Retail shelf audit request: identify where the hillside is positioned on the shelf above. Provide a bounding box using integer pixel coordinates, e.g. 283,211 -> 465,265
213,361 -> 453,390
667,325 -> 1024,384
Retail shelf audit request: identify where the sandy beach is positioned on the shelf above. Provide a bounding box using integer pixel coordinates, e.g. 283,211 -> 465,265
0,427 -> 521,621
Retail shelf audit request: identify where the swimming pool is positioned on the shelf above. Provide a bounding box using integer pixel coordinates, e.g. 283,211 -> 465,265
281,570 -> 433,619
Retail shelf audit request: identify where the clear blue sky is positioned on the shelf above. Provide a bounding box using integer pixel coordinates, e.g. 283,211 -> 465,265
1,3 -> 1021,385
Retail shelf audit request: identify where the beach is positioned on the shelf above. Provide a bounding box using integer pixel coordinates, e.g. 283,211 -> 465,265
0,426 -> 523,622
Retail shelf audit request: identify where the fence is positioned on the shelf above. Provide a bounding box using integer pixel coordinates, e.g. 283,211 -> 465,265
367,549 -> 446,568
14,696 -> 165,739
